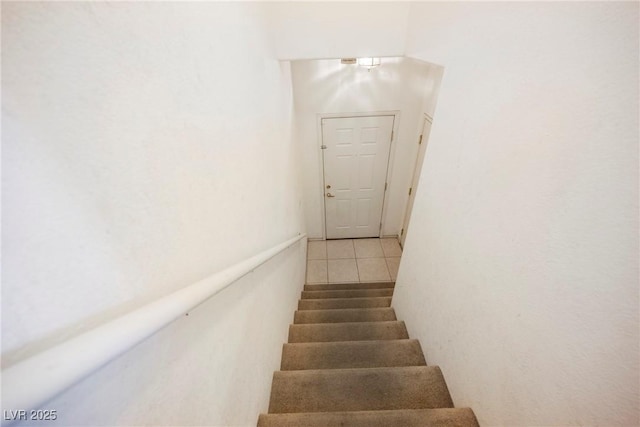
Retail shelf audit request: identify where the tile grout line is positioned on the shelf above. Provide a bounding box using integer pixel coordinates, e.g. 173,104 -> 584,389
324,259 -> 328,284
354,258 -> 361,284
385,257 -> 392,281
351,240 -> 362,283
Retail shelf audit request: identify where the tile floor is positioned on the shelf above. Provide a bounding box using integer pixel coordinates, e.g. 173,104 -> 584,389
306,238 -> 402,284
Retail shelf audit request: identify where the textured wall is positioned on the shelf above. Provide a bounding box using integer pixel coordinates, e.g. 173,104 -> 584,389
2,2 -> 305,425
394,2 -> 639,426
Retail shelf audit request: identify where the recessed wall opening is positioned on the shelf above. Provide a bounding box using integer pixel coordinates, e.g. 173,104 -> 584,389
289,56 -> 444,245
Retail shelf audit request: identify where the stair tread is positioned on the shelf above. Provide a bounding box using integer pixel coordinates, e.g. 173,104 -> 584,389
268,366 -> 454,413
294,307 -> 396,324
281,339 -> 426,370
298,296 -> 391,310
288,320 -> 408,343
304,282 -> 395,291
258,408 -> 480,427
301,288 -> 393,299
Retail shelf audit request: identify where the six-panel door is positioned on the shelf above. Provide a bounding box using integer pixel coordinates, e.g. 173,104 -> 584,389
322,115 -> 394,239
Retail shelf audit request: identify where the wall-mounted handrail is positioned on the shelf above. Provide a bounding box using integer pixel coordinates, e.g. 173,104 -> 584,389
1,233 -> 306,416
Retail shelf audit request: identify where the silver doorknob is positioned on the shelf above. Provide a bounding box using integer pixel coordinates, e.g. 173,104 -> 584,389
326,193 -> 335,198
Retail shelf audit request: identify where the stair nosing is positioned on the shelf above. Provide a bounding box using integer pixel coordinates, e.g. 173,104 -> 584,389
306,282 -> 395,285
298,296 -> 393,310
294,306 -> 395,315
283,338 -> 417,347
289,319 -> 405,327
294,307 -> 396,314
300,296 -> 391,301
303,282 -> 395,290
258,408 -> 479,427
301,290 -> 393,298
273,364 -> 440,376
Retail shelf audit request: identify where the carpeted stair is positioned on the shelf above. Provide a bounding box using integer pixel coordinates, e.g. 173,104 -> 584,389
258,281 -> 480,426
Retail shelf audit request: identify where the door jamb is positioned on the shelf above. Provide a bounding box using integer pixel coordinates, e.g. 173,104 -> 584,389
316,110 -> 401,240
399,112 -> 433,247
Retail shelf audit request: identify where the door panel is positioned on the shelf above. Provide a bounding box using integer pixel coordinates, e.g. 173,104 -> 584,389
323,115 -> 394,239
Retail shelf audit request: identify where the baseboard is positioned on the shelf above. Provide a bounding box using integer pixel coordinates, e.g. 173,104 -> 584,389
381,234 -> 400,239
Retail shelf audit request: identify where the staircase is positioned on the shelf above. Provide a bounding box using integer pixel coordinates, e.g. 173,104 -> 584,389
258,281 -> 480,426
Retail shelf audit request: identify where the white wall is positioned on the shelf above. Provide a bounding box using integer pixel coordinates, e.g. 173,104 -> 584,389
419,65 -> 444,120
267,2 -> 410,60
2,2 -> 305,425
395,2 -> 639,426
291,57 -> 442,239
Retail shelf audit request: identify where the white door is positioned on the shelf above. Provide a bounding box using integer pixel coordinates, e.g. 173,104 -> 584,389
400,116 -> 432,246
322,115 -> 394,239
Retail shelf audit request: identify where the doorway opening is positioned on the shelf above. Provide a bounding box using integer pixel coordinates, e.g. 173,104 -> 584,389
290,56 -> 444,243
321,113 -> 397,240
400,114 -> 433,247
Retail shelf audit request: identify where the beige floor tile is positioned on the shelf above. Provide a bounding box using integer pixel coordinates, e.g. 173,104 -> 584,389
307,240 -> 327,260
380,238 -> 403,257
357,258 -> 391,282
306,260 -> 328,284
328,259 -> 359,283
327,239 -> 355,259
354,238 -> 384,258
386,257 -> 401,281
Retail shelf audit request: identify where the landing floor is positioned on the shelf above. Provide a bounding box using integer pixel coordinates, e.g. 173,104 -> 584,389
306,238 -> 402,284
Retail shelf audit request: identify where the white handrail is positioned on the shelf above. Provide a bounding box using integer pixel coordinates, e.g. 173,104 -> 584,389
1,233 -> 306,416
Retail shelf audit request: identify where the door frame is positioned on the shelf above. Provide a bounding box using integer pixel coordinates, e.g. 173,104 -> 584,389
399,113 -> 433,247
316,110 -> 401,240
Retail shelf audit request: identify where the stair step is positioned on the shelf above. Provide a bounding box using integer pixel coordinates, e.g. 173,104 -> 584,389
298,297 -> 391,310
304,282 -> 394,291
268,366 -> 454,413
301,289 -> 393,299
281,339 -> 426,370
258,408 -> 480,427
294,307 -> 396,324
288,321 -> 408,343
